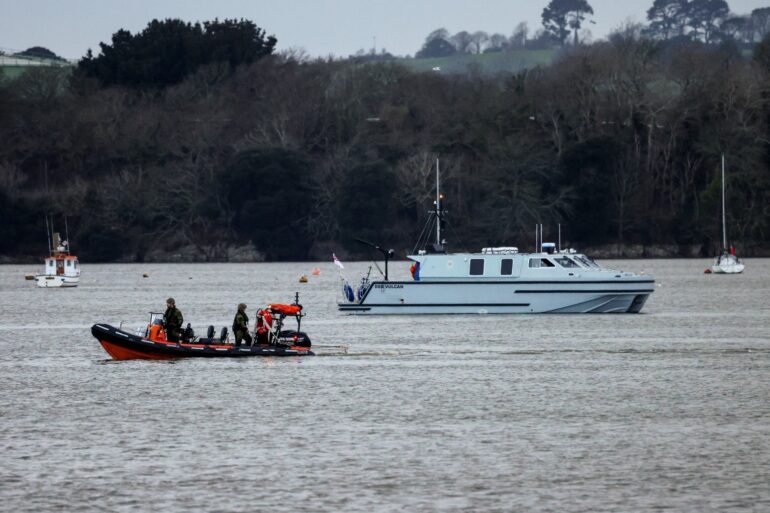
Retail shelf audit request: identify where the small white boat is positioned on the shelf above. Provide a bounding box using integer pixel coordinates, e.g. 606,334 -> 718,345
35,218 -> 80,288
710,155 -> 745,274
711,252 -> 744,274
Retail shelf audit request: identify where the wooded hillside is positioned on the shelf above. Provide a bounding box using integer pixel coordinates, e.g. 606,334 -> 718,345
2,19 -> 770,261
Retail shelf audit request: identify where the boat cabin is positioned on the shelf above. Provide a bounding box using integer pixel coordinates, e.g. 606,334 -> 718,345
42,232 -> 80,278
43,254 -> 79,278
408,248 -> 601,281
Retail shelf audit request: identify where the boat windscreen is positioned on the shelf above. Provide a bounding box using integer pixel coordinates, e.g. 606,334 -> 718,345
554,256 -> 581,268
574,255 -> 599,268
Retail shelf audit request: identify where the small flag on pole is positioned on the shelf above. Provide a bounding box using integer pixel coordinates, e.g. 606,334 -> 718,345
333,253 -> 344,269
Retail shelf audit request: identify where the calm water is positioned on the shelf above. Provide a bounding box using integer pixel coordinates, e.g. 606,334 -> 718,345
1,259 -> 768,512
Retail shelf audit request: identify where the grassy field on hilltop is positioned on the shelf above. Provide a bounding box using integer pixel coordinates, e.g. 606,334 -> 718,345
399,49 -> 557,75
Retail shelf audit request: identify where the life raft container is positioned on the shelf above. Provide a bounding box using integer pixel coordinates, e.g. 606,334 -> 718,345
268,303 -> 302,315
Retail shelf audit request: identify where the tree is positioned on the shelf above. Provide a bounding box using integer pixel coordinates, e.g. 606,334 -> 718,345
451,31 -> 474,54
754,32 -> 770,72
751,8 -> 770,41
15,46 -> 66,61
425,28 -> 450,43
223,148 -> 314,259
511,22 -> 529,48
644,0 -> 689,40
76,18 -> 276,88
415,36 -> 457,58
485,33 -> 508,53
721,16 -> 751,45
687,0 -> 729,43
470,31 -> 490,54
542,0 -> 594,46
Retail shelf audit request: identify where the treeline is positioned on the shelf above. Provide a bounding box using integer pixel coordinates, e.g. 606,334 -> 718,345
416,0 -> 770,58
1,18 -> 770,261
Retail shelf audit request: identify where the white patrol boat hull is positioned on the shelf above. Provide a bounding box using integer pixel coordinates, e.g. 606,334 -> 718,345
338,278 -> 653,314
35,275 -> 79,288
338,249 -> 655,315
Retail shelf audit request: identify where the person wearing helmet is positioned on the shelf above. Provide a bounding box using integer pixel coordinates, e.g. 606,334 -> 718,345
163,298 -> 184,342
232,303 -> 252,347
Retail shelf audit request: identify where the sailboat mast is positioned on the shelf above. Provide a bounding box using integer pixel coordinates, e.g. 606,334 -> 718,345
435,158 -> 441,247
45,216 -> 51,254
721,154 -> 727,250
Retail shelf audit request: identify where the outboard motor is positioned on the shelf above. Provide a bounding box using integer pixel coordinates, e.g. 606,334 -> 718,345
219,327 -> 228,343
207,325 -> 215,339
276,330 -> 312,348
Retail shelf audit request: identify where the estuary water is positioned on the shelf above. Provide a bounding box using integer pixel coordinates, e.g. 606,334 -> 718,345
0,259 -> 768,512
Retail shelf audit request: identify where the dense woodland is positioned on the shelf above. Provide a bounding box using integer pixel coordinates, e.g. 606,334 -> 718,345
2,10 -> 770,262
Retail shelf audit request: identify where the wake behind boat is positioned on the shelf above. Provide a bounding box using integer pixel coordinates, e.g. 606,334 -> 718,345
93,297 -> 313,360
337,160 -> 654,315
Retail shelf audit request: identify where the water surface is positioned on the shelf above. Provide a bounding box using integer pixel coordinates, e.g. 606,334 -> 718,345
1,259 -> 768,512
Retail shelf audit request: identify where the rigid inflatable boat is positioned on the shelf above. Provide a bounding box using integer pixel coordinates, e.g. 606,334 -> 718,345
92,296 -> 313,360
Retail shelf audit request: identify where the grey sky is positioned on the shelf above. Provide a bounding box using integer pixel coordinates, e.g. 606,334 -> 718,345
2,0 -> 769,60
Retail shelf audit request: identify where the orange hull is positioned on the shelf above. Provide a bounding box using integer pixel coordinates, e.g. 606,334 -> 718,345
92,324 -> 313,360
98,339 -> 176,360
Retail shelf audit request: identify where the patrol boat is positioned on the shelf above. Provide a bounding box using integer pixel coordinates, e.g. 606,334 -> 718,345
338,161 -> 655,314
35,218 -> 80,288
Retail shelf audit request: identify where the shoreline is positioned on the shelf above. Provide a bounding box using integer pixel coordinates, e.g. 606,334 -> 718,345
2,244 -> 768,265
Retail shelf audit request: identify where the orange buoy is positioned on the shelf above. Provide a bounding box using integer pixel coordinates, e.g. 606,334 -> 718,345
311,267 -> 321,276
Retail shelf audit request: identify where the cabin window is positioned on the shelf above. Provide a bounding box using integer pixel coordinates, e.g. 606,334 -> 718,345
48,260 -> 54,267
529,258 -> 555,268
501,259 -> 513,275
554,256 -> 580,268
469,259 -> 484,275
574,255 -> 599,268
66,260 -> 71,267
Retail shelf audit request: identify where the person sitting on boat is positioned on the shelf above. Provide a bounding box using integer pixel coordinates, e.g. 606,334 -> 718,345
163,298 -> 184,342
232,303 -> 252,347
148,318 -> 166,342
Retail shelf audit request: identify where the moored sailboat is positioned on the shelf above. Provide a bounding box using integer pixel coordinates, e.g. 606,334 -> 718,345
710,155 -> 745,274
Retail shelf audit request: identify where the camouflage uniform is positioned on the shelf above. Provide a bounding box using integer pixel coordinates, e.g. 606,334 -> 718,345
233,306 -> 252,347
164,305 -> 184,342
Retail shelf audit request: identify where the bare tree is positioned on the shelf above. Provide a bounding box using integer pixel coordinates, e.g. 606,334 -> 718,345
451,31 -> 474,54
470,31 -> 490,54
511,22 -> 529,48
488,33 -> 508,51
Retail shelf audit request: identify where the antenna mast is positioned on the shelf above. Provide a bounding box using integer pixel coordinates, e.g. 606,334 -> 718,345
64,216 -> 71,254
435,158 -> 441,247
721,154 -> 727,250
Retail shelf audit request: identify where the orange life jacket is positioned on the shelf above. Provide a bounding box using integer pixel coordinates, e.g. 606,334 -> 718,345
148,324 -> 166,342
256,309 -> 273,334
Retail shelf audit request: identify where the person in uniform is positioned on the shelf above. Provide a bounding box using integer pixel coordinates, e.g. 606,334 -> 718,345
232,303 -> 252,347
163,297 -> 184,342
